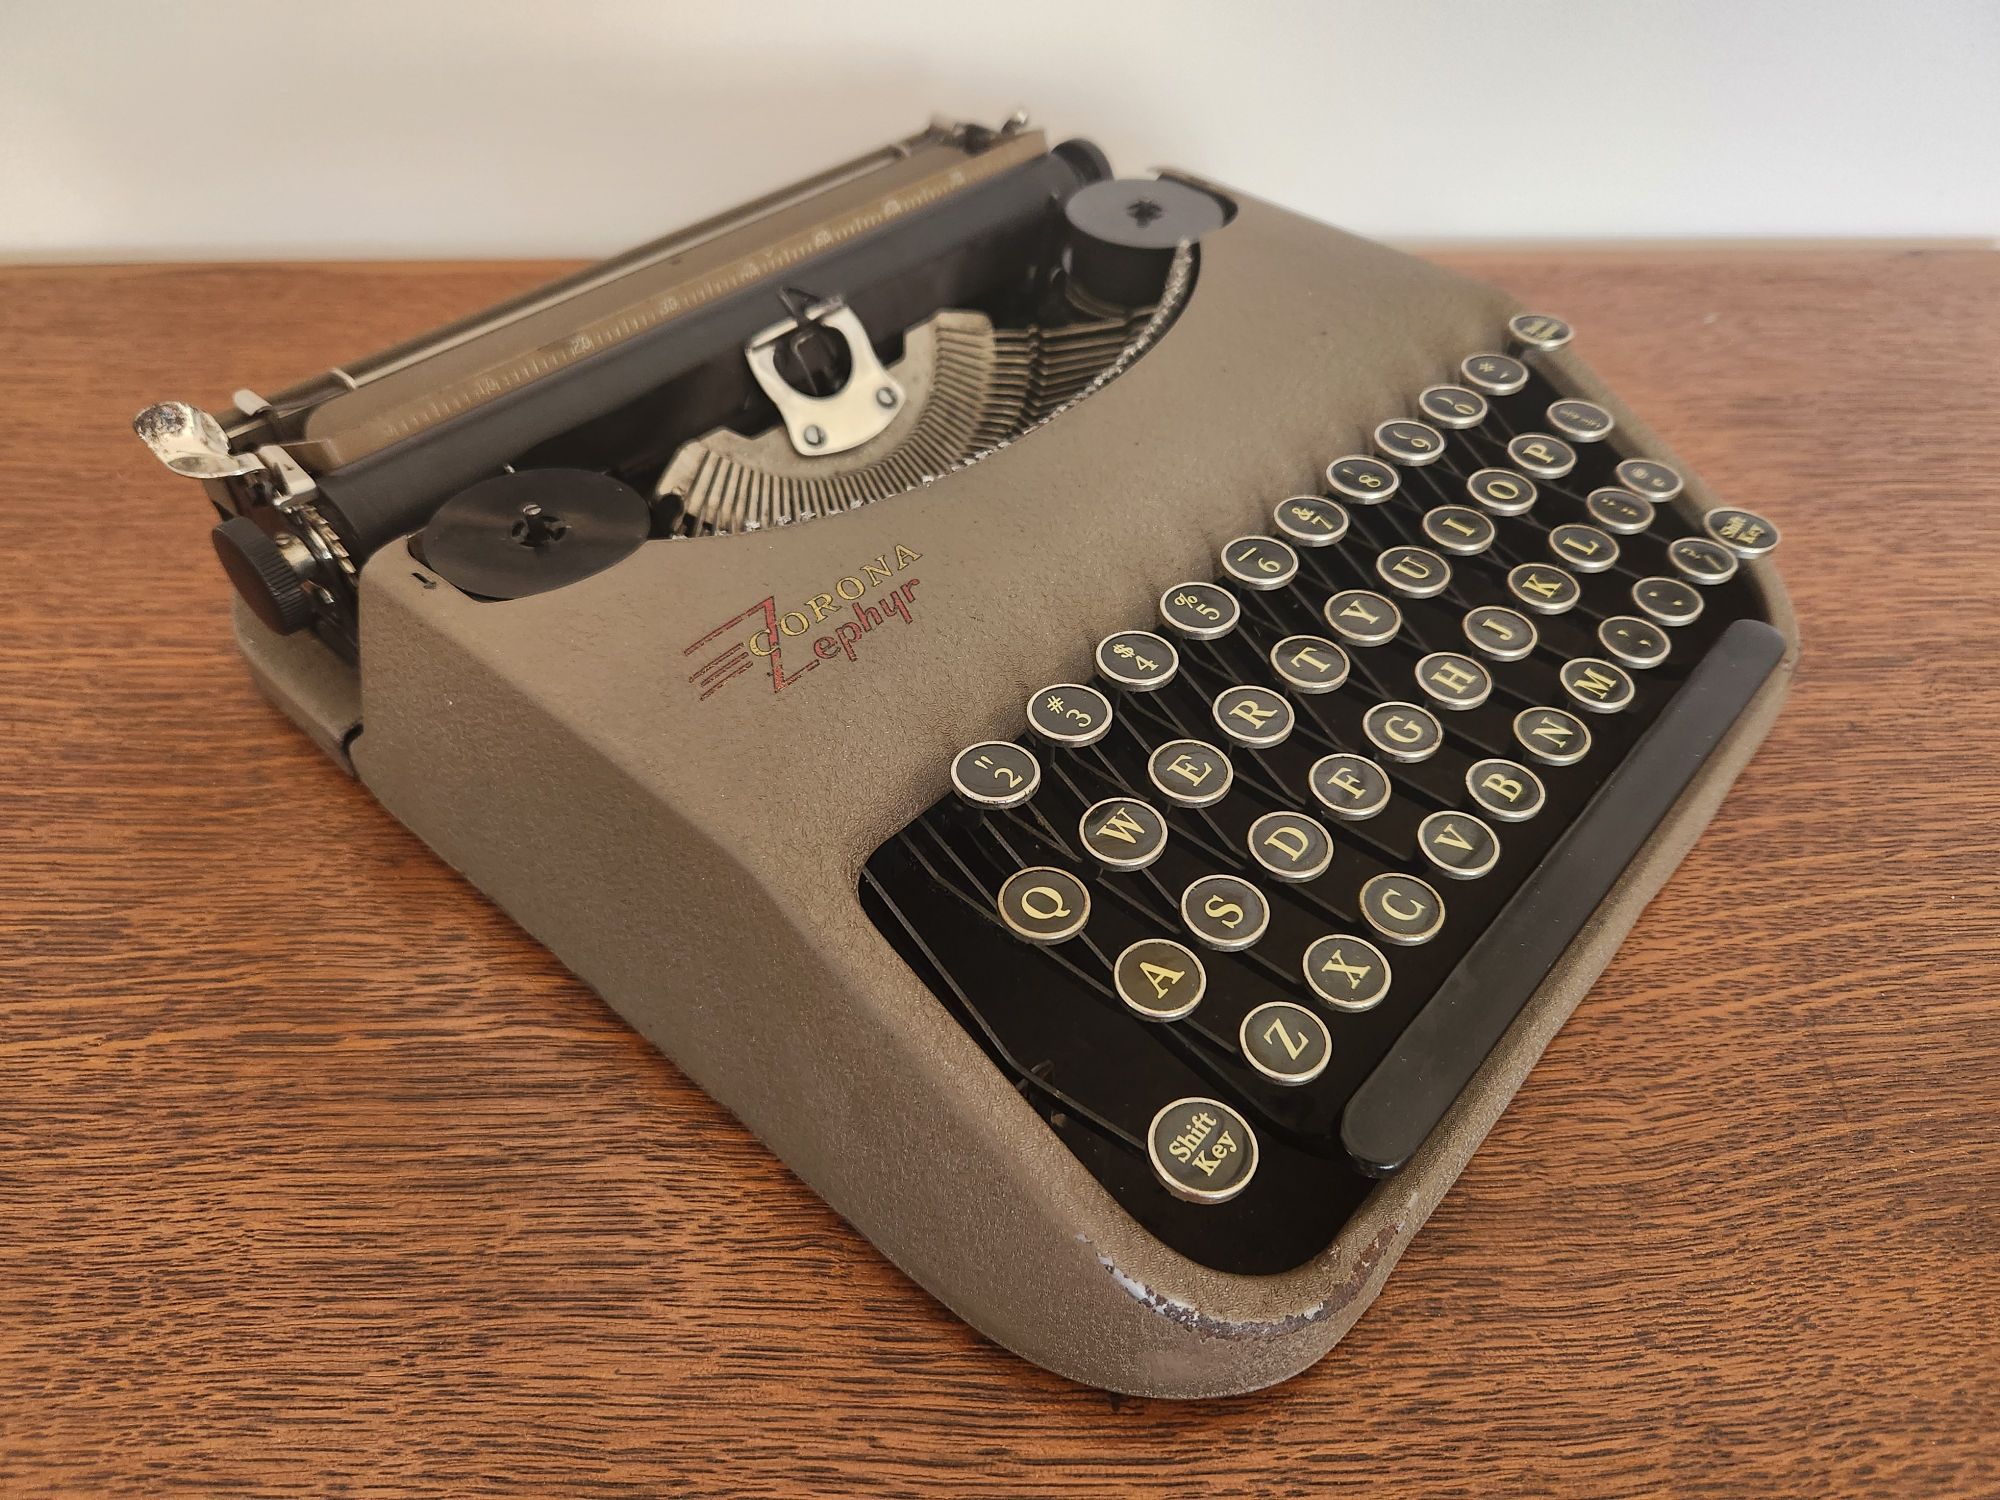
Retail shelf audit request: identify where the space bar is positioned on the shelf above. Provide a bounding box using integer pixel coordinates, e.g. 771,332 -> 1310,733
1341,618 -> 1787,1177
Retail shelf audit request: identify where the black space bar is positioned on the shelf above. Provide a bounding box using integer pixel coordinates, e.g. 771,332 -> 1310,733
1342,618 -> 1787,1177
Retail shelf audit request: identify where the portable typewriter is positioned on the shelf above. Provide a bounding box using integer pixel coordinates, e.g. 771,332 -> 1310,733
136,115 -> 1795,1397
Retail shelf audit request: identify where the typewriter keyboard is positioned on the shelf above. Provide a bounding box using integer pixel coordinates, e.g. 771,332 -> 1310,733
861,315 -> 1785,1275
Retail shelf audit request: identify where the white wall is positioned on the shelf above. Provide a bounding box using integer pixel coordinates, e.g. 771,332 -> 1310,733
3,0 -> 1995,260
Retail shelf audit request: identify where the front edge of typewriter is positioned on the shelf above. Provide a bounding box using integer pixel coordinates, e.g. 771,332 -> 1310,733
330,189 -> 1797,1397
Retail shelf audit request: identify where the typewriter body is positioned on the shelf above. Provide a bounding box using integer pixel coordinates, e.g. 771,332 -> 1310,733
137,117 -> 1795,1397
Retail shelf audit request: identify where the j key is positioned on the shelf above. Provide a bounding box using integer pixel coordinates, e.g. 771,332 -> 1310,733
1416,810 -> 1501,881
1181,874 -> 1270,951
1027,683 -> 1113,746
1586,487 -> 1656,535
1148,738 -> 1234,808
1545,398 -> 1614,443
1115,937 -> 1206,1022
1466,467 -> 1537,516
1160,581 -> 1241,638
1507,432 -> 1577,480
951,740 -> 1041,809
1147,1096 -> 1259,1204
1559,657 -> 1637,714
1704,506 -> 1781,558
1465,757 -> 1547,821
1220,534 -> 1300,591
1507,312 -> 1573,351
1417,384 -> 1490,429
1326,455 -> 1400,503
1273,494 -> 1351,548
1359,872 -> 1446,946
1514,706 -> 1593,766
1303,932 -> 1393,1011
1096,629 -> 1180,691
1239,1001 -> 1333,1087
1078,796 -> 1170,870
1270,634 -> 1351,694
996,866 -> 1091,944
1464,603 -> 1538,662
1374,419 -> 1448,466
1460,352 -> 1530,396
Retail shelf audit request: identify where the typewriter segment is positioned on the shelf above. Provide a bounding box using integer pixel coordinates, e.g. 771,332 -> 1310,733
861,322 -> 1785,1276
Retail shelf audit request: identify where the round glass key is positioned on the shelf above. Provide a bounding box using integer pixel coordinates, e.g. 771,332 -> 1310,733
1668,535 -> 1739,585
1309,752 -> 1391,821
996,867 -> 1090,944
1026,683 -> 1113,746
1414,651 -> 1493,711
1559,657 -> 1637,714
1303,932 -> 1392,1011
1460,352 -> 1529,395
1507,562 -> 1582,616
1466,467 -> 1538,516
1466,757 -> 1547,822
1598,614 -> 1672,669
1096,629 -> 1179,691
1704,506 -> 1781,558
1324,588 -> 1401,646
1213,685 -> 1295,748
1115,938 -> 1206,1021
1373,419 -> 1447,466
1418,384 -> 1489,429
1616,457 -> 1683,500
1463,604 -> 1538,662
1240,1001 -> 1332,1087
1273,494 -> 1351,547
1159,581 -> 1241,639
1549,522 -> 1620,573
1546,398 -> 1614,442
1220,534 -> 1299,591
1632,575 -> 1704,627
1586,487 -> 1656,535
1363,701 -> 1444,763
1180,874 -> 1270,951
1514,706 -> 1593,766
950,740 -> 1041,809
1246,810 -> 1334,883
1422,505 -> 1496,556
1270,634 -> 1350,694
1376,545 -> 1452,599
1507,432 -> 1577,480
1147,1097 -> 1258,1204
1148,738 -> 1233,807
1417,810 -> 1501,880
1359,872 -> 1446,946
1508,311 -> 1573,351
1326,455 -> 1401,503
1078,797 -> 1169,870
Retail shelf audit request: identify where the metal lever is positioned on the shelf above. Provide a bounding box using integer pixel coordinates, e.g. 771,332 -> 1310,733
744,299 -> 903,456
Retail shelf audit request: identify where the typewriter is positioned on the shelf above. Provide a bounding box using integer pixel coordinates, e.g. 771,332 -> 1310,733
136,116 -> 1795,1397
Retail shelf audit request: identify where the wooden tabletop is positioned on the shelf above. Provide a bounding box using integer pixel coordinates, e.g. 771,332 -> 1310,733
3,249 -> 1996,1497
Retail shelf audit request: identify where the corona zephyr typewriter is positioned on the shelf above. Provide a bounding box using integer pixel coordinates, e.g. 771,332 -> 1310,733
136,116 -> 1796,1397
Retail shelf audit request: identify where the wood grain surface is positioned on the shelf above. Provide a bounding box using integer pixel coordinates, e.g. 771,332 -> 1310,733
2,249 -> 1996,1498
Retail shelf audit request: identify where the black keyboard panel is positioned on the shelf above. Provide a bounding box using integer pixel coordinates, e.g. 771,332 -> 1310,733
861,318 -> 1784,1275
